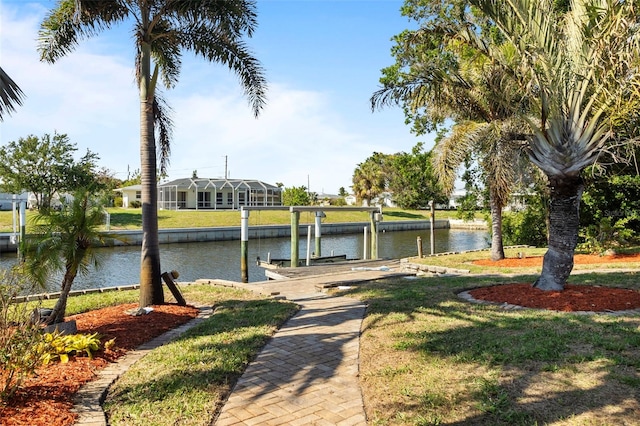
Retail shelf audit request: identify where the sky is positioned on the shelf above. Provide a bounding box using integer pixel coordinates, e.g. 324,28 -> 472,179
0,0 -> 435,195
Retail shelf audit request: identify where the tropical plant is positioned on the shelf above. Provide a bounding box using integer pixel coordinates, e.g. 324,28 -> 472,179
466,0 -> 640,289
20,189 -> 115,325
351,152 -> 388,206
0,67 -> 24,120
38,0 -> 268,307
282,186 -> 312,206
371,0 -> 535,260
0,269 -> 46,402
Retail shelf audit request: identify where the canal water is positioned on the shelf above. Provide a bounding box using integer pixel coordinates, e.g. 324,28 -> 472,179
0,228 -> 488,291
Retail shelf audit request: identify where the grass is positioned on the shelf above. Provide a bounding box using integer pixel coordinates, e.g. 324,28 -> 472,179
103,285 -> 298,426
0,207 -> 470,232
30,250 -> 640,424
339,271 -> 640,425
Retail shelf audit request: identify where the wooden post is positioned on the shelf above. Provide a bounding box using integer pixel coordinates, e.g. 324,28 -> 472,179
241,209 -> 249,282
370,211 -> 381,260
161,271 -> 186,306
417,236 -> 423,258
290,209 -> 300,267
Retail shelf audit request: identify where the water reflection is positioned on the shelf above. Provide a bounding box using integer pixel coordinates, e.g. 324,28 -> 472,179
0,228 -> 488,291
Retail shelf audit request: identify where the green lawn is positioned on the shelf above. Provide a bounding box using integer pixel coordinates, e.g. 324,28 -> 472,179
0,207 -> 467,232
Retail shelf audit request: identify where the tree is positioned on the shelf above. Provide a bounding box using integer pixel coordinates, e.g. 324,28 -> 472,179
39,0 -> 267,306
338,187 -> 348,197
0,133 -> 100,211
282,186 -> 311,206
21,189 -> 114,325
386,143 -> 447,209
352,153 -> 388,206
371,0 -> 532,260
466,0 -> 640,290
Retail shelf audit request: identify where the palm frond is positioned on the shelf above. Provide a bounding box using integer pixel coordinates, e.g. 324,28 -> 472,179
0,67 -> 25,120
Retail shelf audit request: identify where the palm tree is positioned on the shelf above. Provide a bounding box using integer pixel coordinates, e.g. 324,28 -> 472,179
467,0 -> 640,289
352,153 -> 388,206
371,17 -> 531,261
21,190 -> 114,325
0,67 -> 25,120
38,0 -> 267,306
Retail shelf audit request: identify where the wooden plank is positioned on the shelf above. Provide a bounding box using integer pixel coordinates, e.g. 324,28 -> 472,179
161,272 -> 187,306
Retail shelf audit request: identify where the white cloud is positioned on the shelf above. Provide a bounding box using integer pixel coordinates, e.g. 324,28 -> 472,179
1,2 -> 430,193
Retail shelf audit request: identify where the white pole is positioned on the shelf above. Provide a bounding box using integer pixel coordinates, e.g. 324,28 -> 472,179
306,225 -> 312,266
363,226 -> 368,260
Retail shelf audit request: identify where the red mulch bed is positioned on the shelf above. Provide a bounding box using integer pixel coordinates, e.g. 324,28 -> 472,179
469,283 -> 640,312
472,252 -> 640,267
468,252 -> 640,311
0,303 -> 199,426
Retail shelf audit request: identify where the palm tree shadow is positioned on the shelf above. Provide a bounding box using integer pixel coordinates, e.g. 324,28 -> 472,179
233,297 -> 365,400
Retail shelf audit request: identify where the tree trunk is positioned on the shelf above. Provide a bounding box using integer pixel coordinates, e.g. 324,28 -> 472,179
46,269 -> 76,325
489,189 -> 505,261
533,176 -> 584,291
138,42 -> 164,307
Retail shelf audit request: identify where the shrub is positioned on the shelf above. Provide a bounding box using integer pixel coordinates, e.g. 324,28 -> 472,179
0,269 -> 47,402
129,200 -> 142,208
502,207 -> 548,247
40,332 -> 102,364
113,196 -> 123,208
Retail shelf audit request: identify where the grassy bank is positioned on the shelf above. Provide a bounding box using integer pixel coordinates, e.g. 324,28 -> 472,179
0,207 -> 467,232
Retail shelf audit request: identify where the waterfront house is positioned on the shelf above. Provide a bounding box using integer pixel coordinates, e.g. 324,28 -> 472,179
116,179 -> 282,210
158,178 -> 282,210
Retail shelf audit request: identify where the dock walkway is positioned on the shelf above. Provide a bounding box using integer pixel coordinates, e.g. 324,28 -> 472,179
73,260 -> 410,425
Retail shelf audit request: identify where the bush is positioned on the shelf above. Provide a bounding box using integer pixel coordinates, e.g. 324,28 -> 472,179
502,207 -> 548,247
113,196 -> 123,208
129,200 -> 141,208
0,269 -> 47,402
40,332 -> 102,364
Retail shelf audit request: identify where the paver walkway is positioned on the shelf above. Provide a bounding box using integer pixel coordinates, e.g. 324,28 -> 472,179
73,263 -> 407,426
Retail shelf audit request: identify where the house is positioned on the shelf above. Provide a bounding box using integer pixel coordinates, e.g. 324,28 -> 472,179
115,184 -> 143,208
117,179 -> 282,210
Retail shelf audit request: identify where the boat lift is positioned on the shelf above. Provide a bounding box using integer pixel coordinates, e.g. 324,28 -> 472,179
240,205 -> 383,283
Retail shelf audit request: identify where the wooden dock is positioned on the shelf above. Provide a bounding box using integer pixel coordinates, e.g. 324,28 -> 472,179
263,258 -> 402,280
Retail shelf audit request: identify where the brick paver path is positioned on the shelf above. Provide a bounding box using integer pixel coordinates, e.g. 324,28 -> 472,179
215,295 -> 366,426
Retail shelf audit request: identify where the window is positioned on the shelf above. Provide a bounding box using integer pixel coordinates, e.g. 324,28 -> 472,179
198,191 -> 211,208
216,192 -> 223,205
238,191 -> 246,206
178,192 -> 187,209
135,191 -> 141,199
227,192 -> 233,206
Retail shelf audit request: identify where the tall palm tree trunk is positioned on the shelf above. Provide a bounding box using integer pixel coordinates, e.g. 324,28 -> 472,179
533,176 -> 584,291
489,189 -> 505,261
139,42 -> 164,307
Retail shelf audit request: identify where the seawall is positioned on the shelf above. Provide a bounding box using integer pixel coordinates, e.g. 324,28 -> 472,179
0,219 -> 486,253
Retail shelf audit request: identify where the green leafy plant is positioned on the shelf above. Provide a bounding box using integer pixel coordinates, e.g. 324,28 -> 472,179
0,269 -> 47,402
40,332 -> 102,364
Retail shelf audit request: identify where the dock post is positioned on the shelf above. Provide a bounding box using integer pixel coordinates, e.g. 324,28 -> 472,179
363,226 -> 368,260
370,211 -> 380,260
306,225 -> 312,266
241,209 -> 249,283
18,201 -> 26,260
314,211 -> 323,257
430,200 -> 435,255
290,209 -> 300,267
